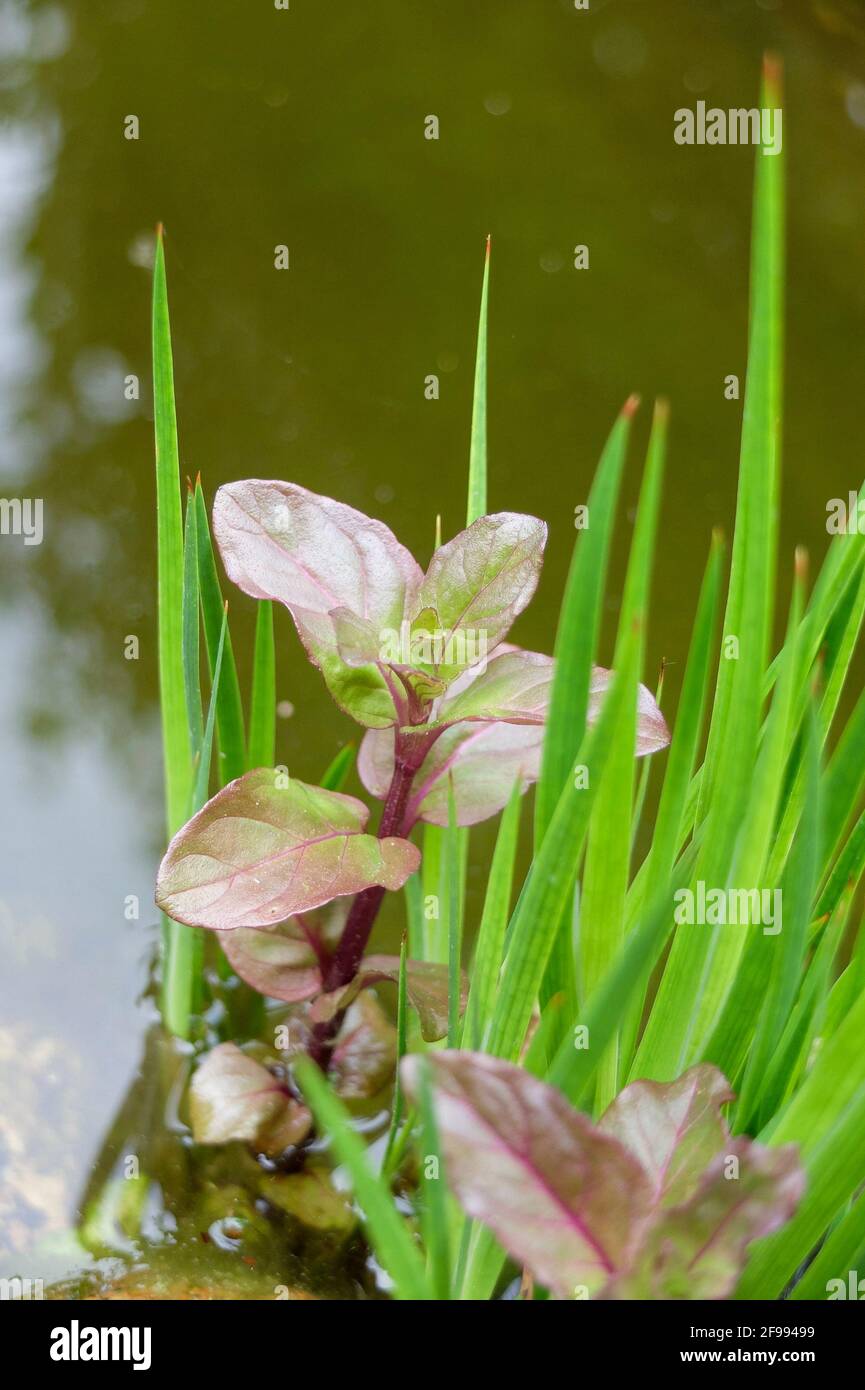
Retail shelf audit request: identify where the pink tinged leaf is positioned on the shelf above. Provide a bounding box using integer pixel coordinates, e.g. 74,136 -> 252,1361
612,1139 -> 805,1301
415,513 -> 547,674
360,720 -> 543,828
329,992 -> 397,1100
358,654 -> 669,829
212,481 -> 424,728
155,769 -> 420,930
599,1064 -> 735,1209
589,665 -> 670,757
310,955 -> 467,1041
363,954 -> 467,1041
400,1052 -> 653,1299
189,1043 -> 312,1156
222,902 -> 348,1002
434,648 -> 554,726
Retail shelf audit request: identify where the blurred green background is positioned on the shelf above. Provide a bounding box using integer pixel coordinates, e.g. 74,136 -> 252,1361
2,0 -> 865,1258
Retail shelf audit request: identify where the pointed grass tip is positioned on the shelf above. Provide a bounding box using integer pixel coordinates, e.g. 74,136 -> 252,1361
794,546 -> 809,583
762,51 -> 783,100
622,393 -> 641,419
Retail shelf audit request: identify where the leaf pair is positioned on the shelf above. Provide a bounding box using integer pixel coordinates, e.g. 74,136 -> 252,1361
402,1055 -> 804,1300
359,652 -> 670,827
156,771 -> 461,1040
213,481 -> 547,728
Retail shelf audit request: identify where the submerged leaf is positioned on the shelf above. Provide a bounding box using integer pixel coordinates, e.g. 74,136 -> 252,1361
189,1044 -> 311,1156
213,481 -> 423,727
260,1170 -> 356,1233
404,1054 -> 804,1300
156,769 -> 419,931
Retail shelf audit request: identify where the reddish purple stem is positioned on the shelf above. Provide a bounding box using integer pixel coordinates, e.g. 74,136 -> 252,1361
306,728 -> 436,1071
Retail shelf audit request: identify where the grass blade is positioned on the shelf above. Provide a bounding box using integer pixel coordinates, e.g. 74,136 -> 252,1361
487,630 -> 637,1063
466,236 -> 490,526
320,743 -> 356,792
382,935 -> 409,1174
181,492 -> 204,758
535,396 -> 638,1014
294,1057 -> 430,1301
247,600 -> 275,768
417,1058 -> 451,1299
193,479 -> 246,784
153,228 -> 195,1037
464,780 -> 522,1050
579,400 -> 667,1105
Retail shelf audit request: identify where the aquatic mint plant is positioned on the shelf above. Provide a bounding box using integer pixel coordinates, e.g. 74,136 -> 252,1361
156,481 -> 669,1069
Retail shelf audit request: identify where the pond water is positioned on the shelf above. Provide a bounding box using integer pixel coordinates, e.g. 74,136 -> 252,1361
2,0 -> 865,1286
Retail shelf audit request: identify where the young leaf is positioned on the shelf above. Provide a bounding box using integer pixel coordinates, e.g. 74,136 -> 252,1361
189,1043 -> 311,1155
416,513 -> 547,679
597,1065 -> 734,1207
213,480 -> 423,728
156,769 -> 420,930
359,719 -> 543,828
612,1138 -> 803,1301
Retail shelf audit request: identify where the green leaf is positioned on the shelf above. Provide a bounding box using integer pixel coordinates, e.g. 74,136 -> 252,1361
248,600 -> 275,769
152,229 -> 191,837
181,493 -> 204,759
417,1058 -> 451,1300
486,631 -> 638,1063
466,238 -> 490,526
788,1191 -> 865,1301
736,984 -> 865,1298
193,481 -> 247,783
734,700 -> 819,1130
535,397 -> 637,1014
319,743 -> 356,792
580,399 -> 668,1103
464,780 -> 522,1050
382,936 -> 410,1174
152,230 -> 196,1038
294,1056 -> 430,1301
